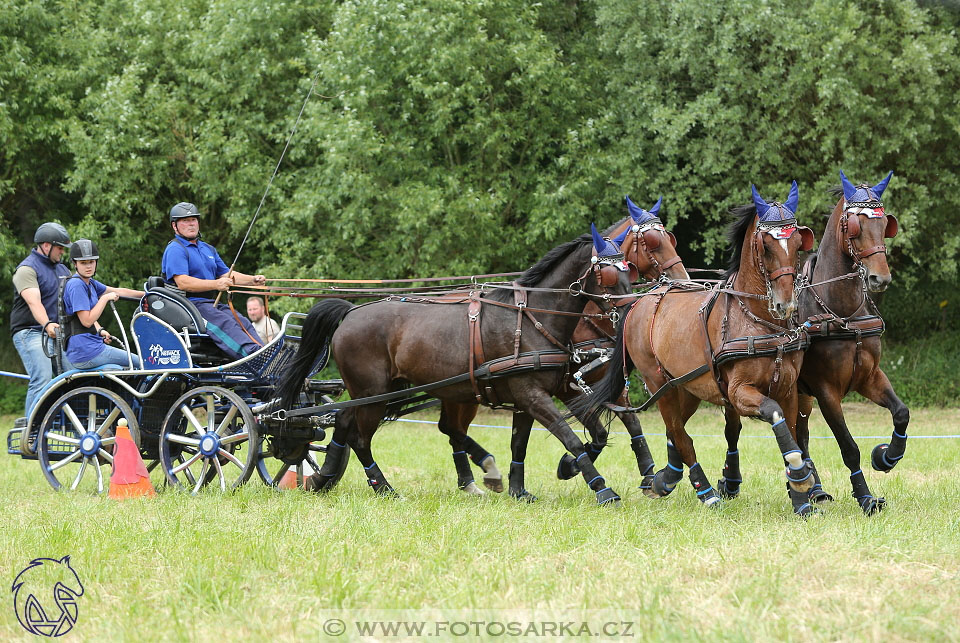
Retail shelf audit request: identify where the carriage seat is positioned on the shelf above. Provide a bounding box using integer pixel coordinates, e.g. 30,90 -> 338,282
143,276 -> 207,334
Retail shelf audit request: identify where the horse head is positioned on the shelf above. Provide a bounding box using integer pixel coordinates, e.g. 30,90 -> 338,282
620,196 -> 689,281
748,181 -> 815,320
837,169 -> 897,292
587,223 -> 633,306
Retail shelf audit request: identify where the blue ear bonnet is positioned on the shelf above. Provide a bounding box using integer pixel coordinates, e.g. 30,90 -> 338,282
591,223 -> 626,258
625,195 -> 662,225
752,181 -> 799,223
840,170 -> 893,206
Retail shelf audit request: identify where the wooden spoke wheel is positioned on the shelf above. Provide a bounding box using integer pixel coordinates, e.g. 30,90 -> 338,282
37,386 -> 140,493
159,386 -> 258,494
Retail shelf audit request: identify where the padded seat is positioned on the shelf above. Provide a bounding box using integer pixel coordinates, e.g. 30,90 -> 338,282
142,277 -> 227,365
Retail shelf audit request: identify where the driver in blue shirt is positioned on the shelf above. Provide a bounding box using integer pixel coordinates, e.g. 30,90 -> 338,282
161,203 -> 266,360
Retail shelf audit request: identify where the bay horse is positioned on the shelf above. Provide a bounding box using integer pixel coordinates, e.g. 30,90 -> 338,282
718,171 -> 906,515
275,224 -> 634,503
573,182 -> 821,515
444,196 -> 690,500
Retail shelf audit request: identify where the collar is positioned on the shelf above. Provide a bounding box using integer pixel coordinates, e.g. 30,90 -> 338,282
174,233 -> 201,246
30,248 -> 60,266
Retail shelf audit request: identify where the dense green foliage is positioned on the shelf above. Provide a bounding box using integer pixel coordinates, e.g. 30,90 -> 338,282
1,0 -> 958,400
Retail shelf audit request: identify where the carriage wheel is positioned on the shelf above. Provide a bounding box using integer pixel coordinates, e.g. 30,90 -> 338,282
255,438 -> 351,490
159,386 -> 258,493
37,386 -> 141,493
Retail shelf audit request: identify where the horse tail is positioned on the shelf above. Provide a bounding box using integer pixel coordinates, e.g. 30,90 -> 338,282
276,299 -> 355,409
569,317 -> 634,425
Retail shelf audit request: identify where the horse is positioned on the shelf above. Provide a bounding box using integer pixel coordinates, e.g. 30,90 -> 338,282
717,170 -> 906,515
275,224 -> 634,504
572,182 -> 821,515
440,196 -> 690,500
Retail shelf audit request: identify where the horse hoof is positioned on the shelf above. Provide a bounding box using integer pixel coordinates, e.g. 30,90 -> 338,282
596,487 -> 621,505
510,489 -> 538,503
717,478 -> 740,499
701,494 -> 723,509
859,495 -> 887,516
556,454 -> 580,480
461,481 -> 485,496
794,502 -> 821,519
871,444 -> 895,473
808,485 -> 833,504
305,474 -> 336,493
482,474 -> 504,494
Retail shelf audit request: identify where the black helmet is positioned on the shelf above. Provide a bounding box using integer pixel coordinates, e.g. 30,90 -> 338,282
70,239 -> 100,262
170,202 -> 201,222
34,222 -> 71,248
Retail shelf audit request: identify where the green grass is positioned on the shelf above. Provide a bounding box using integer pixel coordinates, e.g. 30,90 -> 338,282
2,404 -> 959,641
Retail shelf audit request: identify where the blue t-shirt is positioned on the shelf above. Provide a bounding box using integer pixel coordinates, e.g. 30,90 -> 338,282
62,276 -> 108,363
161,235 -> 230,302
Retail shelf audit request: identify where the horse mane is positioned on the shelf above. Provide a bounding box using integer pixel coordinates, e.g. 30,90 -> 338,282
515,233 -> 591,287
724,203 -> 757,280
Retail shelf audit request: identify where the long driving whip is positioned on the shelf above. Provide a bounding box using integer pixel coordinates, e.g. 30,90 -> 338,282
214,68 -> 321,305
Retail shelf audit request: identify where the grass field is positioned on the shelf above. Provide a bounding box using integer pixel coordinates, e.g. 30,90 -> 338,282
1,404 -> 959,641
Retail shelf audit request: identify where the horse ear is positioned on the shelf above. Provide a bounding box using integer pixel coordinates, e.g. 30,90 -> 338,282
884,214 -> 899,238
612,227 -> 630,247
873,170 -> 894,198
797,226 -> 815,252
625,195 -> 644,222
784,180 -> 799,215
590,223 -> 605,252
839,169 -> 857,201
751,184 -> 769,214
648,196 -> 662,217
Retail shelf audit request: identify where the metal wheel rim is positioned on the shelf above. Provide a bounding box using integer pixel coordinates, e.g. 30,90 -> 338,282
158,386 -> 258,493
37,386 -> 140,493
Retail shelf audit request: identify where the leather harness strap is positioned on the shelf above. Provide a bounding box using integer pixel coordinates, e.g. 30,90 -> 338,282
468,291 -> 486,403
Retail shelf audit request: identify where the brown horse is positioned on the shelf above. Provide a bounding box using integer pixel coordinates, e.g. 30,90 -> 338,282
275,226 -> 633,503
443,200 -> 690,500
718,171 -> 906,515
573,182 -> 821,515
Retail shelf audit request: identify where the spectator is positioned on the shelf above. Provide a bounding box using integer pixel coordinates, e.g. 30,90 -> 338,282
161,202 -> 265,360
10,223 -> 73,417
62,239 -> 144,370
246,296 -> 280,343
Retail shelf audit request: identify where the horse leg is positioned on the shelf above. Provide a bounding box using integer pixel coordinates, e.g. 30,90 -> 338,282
438,403 -> 484,495
306,410 -> 353,492
862,368 -> 911,474
621,407 -> 656,490
508,412 -> 537,502
797,394 -> 833,504
461,434 -> 503,493
555,401 -> 608,481
653,390 -> 721,507
717,404 -> 743,499
346,404 -> 396,496
518,392 -> 620,505
813,389 -> 885,515
730,384 -> 816,517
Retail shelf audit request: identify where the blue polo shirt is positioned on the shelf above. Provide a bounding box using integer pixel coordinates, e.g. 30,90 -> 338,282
62,275 -> 108,363
161,235 -> 230,302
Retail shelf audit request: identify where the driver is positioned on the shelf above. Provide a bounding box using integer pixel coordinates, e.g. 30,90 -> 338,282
161,202 -> 266,360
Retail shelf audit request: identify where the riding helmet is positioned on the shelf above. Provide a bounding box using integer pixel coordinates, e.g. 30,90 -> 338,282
34,222 -> 72,248
70,239 -> 100,262
169,202 -> 201,222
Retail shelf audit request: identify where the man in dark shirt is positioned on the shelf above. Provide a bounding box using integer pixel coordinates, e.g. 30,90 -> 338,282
10,223 -> 73,416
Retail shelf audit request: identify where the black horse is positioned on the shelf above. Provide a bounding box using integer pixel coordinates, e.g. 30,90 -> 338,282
275,225 -> 633,503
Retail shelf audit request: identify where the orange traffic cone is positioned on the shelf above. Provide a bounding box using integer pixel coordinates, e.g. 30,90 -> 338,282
278,469 -> 300,490
109,419 -> 156,499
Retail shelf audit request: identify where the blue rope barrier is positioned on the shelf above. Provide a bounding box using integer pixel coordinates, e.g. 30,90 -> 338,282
388,417 -> 960,440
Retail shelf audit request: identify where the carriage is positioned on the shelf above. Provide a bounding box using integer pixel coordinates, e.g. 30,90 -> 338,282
6,277 -> 350,494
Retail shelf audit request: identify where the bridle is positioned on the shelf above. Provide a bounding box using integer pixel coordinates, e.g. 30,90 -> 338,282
840,198 -> 899,269
752,217 -> 814,319
569,249 -> 632,323
623,219 -> 683,282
